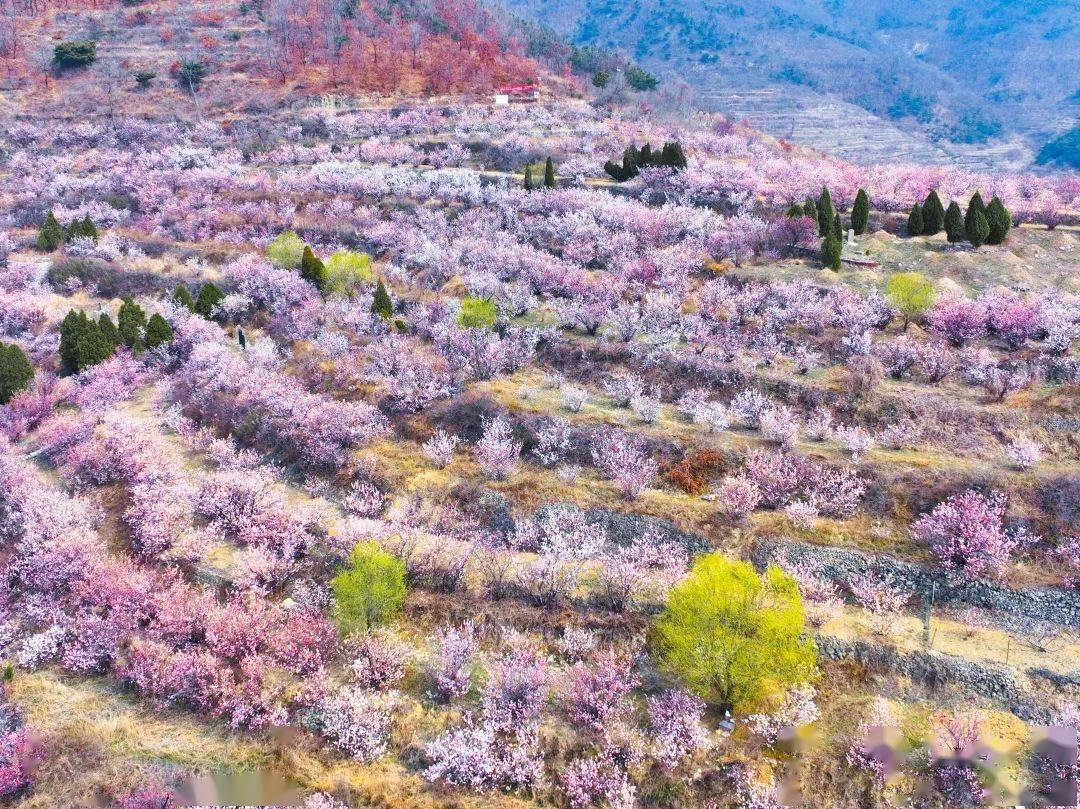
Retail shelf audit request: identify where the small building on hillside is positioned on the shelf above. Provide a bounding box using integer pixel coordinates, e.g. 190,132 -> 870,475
494,83 -> 540,104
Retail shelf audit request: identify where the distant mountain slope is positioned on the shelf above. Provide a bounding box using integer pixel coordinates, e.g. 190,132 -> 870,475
502,0 -> 1079,169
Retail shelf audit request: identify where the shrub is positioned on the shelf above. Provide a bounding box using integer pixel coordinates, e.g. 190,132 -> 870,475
134,70 -> 156,88
266,231 -> 306,268
651,554 -> 816,712
0,343 -> 33,405
457,296 -> 497,329
331,541 -> 407,637
53,39 -> 96,69
668,450 -> 722,495
176,60 -> 209,90
944,201 -> 965,242
906,204 -> 924,237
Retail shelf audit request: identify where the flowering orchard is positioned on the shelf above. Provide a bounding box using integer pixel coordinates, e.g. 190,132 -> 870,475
0,75 -> 1075,808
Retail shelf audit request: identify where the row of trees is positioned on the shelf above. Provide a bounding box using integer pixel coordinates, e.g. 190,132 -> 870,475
36,212 -> 98,252
603,141 -> 688,182
524,157 -> 557,191
907,191 -> 1012,246
58,300 -> 173,374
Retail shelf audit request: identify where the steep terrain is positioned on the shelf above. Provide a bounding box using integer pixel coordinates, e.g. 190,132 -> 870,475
504,0 -> 1080,169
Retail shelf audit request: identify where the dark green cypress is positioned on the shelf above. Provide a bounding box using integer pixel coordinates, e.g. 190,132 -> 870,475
59,309 -> 84,373
967,207 -> 990,247
195,283 -> 224,319
803,197 -> 818,226
36,212 -> 64,252
0,342 -> 34,404
985,196 -> 1011,245
371,279 -> 393,319
523,165 -> 534,191
80,215 -> 98,242
832,213 -> 843,242
173,285 -> 196,312
639,143 -> 653,167
144,313 -> 174,348
98,313 -> 121,348
851,189 -> 870,235
944,201 -> 965,243
820,234 -> 842,271
964,192 -> 987,243
73,318 -> 113,372
921,190 -> 945,236
669,141 -> 687,169
817,187 -> 835,237
300,246 -> 327,291
118,297 -> 147,350
786,203 -> 804,218
907,204 -> 924,237
543,157 -> 556,189
237,327 -> 247,350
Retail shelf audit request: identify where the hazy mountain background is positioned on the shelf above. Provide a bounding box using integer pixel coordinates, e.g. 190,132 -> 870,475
504,0 -> 1080,170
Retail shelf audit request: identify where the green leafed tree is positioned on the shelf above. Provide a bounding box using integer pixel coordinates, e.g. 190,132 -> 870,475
786,203 -> 804,218
944,201 -> 965,243
906,204 -> 924,237
325,250 -> 374,297
803,197 -> 818,228
831,213 -> 843,242
985,196 -> 1012,245
921,190 -> 945,236
0,342 -> 34,404
144,313 -> 174,349
195,282 -> 224,319
651,554 -> 817,713
266,231 -> 306,268
885,272 -> 936,329
523,165 -> 534,192
544,156 -> 556,189
331,541 -> 407,637
851,189 -> 870,235
36,212 -> 63,252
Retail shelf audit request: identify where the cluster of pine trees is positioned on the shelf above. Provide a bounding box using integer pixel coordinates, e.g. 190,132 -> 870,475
524,157 -> 558,191
59,299 -> 173,374
787,187 -> 867,271
36,211 -> 99,252
907,191 -> 1011,247
173,283 -> 225,319
603,141 -> 688,182
0,342 -> 34,404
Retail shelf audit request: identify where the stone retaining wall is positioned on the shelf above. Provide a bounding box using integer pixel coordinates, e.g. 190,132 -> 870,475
755,538 -> 1080,628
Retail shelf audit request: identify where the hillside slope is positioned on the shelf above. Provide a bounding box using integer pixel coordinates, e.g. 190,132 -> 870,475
503,0 -> 1080,169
